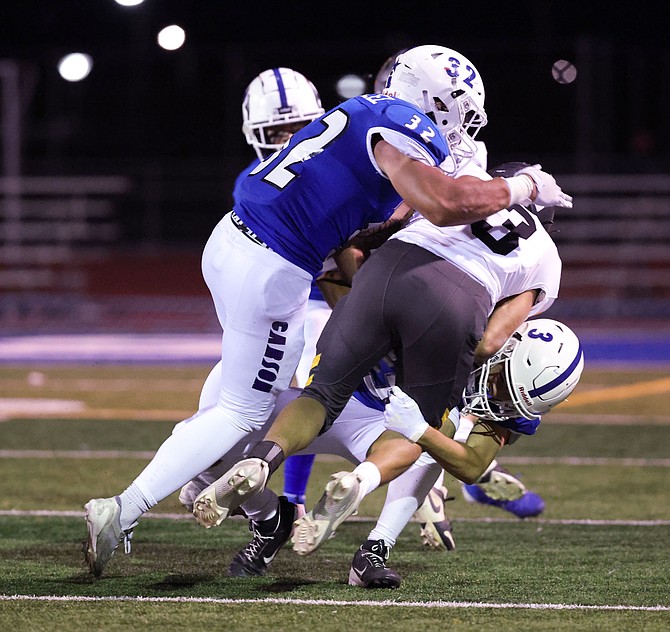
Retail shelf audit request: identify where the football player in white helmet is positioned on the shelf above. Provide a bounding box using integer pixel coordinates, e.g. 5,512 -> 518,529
241,67 -> 324,161
240,68 -> 325,520
382,45 -> 488,173
197,68 -> 328,559
180,316 -> 582,584
461,318 -> 584,422
338,317 -> 583,589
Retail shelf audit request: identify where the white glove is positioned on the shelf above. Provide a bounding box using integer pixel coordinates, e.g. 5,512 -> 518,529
504,164 -> 573,209
383,386 -> 429,442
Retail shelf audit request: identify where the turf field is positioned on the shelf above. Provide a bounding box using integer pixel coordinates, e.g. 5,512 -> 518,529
0,360 -> 669,631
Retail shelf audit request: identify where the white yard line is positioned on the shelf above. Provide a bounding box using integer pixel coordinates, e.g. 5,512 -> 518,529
1,509 -> 669,527
1,450 -> 669,467
0,594 -> 667,612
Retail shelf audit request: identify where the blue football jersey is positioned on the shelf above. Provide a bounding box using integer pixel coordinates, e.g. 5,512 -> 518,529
232,158 -> 260,203
234,94 -> 451,277
352,352 -> 399,411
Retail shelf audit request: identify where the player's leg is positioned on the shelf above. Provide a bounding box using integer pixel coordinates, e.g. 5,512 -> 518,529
349,452 -> 442,588
282,297 -> 331,509
84,219 -> 310,575
291,430 -> 422,556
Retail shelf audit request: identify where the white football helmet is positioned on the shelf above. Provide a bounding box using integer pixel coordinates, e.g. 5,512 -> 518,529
383,45 -> 488,172
242,67 -> 325,161
462,319 -> 584,422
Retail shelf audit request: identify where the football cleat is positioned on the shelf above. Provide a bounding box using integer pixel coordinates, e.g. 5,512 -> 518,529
83,496 -> 136,578
461,464 -> 545,518
413,485 -> 456,551
462,483 -> 545,518
179,472 -> 216,513
348,539 -> 402,589
228,496 -> 298,577
292,471 -> 365,556
192,458 -> 269,528
419,519 -> 456,551
469,463 -> 527,502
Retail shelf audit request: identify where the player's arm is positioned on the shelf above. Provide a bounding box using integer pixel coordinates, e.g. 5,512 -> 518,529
383,387 -> 509,483
373,139 -> 571,225
373,139 -> 524,226
474,290 -> 539,365
317,201 -> 414,308
346,200 -> 414,255
424,419 -> 508,484
315,246 -> 363,308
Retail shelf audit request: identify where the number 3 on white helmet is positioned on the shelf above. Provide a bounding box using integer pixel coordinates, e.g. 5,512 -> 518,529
463,318 -> 585,421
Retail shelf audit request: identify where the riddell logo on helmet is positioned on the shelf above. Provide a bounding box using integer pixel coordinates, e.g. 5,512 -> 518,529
518,385 -> 533,407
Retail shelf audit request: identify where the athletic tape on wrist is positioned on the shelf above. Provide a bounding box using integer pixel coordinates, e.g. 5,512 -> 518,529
502,175 -> 534,206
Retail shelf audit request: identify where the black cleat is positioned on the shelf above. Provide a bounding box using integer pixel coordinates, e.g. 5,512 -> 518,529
227,496 -> 297,577
347,539 -> 402,589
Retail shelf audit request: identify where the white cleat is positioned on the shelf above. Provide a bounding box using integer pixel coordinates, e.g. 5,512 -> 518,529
292,471 -> 364,556
413,485 -> 456,551
83,497 -> 135,578
192,458 -> 269,528
179,471 -> 217,514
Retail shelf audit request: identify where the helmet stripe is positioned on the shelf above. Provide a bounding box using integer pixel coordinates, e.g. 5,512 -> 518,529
528,344 -> 583,398
272,68 -> 289,109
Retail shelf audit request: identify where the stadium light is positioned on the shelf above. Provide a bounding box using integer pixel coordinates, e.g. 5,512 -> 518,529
336,74 -> 367,99
57,53 -> 93,82
157,25 -> 186,51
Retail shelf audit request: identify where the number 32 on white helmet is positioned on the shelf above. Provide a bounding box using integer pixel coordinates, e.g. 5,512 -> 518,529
463,318 -> 585,422
382,45 -> 488,173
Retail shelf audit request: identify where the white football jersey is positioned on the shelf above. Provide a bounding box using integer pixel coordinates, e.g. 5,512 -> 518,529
390,163 -> 561,316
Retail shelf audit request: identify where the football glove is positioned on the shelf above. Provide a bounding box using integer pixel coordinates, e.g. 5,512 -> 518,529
383,386 -> 429,442
514,164 -> 573,208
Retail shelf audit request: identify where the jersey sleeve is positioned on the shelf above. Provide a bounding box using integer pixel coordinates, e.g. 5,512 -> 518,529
364,100 -> 450,178
527,249 -> 562,316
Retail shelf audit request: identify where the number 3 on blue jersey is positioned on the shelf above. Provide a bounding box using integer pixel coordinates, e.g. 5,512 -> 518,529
250,109 -> 349,190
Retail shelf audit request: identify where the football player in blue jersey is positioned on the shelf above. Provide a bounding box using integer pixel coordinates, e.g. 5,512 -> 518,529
194,68 -> 344,569
189,46 -> 572,540
83,44 -> 572,578
236,67 -> 326,518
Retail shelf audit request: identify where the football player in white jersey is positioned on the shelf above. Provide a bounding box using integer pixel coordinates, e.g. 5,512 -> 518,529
83,44 -> 572,578
374,56 -> 545,540
180,317 -> 582,582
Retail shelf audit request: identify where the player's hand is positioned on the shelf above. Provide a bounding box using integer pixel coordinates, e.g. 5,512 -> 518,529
515,164 -> 573,209
383,386 -> 429,442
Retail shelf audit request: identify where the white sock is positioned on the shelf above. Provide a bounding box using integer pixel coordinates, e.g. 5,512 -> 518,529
369,454 -> 442,547
353,461 -> 381,497
118,483 -> 155,530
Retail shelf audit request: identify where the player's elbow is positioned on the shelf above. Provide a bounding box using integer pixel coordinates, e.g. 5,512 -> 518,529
459,466 -> 485,485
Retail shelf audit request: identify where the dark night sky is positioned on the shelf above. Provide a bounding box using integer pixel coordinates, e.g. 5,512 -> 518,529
1,1 -> 669,242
